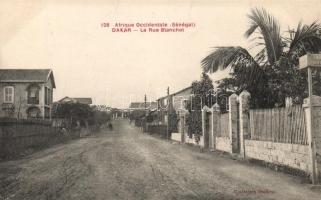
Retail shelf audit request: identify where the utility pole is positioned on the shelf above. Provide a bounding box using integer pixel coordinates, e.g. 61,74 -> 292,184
166,87 -> 170,140
144,94 -> 147,132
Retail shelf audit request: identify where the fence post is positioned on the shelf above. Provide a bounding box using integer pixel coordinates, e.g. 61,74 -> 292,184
229,93 -> 239,153
179,111 -> 186,143
201,106 -> 209,148
303,95 -> 321,183
239,90 -> 251,158
211,103 -> 220,151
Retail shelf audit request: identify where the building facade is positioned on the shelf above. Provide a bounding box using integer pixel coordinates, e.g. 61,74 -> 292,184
0,69 -> 56,119
157,86 -> 192,124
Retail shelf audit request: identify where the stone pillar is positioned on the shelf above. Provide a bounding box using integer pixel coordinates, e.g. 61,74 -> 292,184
180,114 -> 184,143
239,91 -> 251,158
201,106 -> 208,147
211,103 -> 220,151
180,110 -> 188,143
303,95 -> 321,183
229,94 -> 239,153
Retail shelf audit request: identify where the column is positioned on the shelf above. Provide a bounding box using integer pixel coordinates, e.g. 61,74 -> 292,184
201,106 -> 208,147
229,94 -> 239,153
239,90 -> 251,158
303,95 -> 321,183
211,103 -> 220,151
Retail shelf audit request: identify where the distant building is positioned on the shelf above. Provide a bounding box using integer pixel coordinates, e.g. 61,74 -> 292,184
170,86 -> 192,111
129,102 -> 158,111
156,86 -> 192,124
157,86 -> 192,110
0,69 -> 56,119
92,105 -> 112,112
57,97 -> 92,105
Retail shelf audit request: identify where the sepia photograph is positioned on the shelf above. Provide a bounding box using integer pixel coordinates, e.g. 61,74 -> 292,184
1,0 -> 321,199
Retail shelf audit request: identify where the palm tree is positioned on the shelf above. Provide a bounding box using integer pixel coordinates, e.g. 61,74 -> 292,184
201,8 -> 321,107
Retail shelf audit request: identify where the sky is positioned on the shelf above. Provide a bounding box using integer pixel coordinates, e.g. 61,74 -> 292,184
1,0 -> 321,108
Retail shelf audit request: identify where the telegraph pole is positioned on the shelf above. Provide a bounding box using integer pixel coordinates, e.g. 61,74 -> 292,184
144,94 -> 147,112
144,94 -> 147,132
167,87 -> 170,140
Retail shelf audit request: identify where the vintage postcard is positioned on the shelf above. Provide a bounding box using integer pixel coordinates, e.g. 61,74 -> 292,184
1,0 -> 321,199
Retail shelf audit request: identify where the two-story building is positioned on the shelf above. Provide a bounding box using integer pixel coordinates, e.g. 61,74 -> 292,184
156,86 -> 192,124
0,69 -> 56,119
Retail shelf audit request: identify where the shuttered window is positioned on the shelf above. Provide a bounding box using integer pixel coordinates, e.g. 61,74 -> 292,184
4,86 -> 14,103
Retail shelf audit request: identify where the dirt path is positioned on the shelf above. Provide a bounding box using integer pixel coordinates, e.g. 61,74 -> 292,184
0,119 -> 320,200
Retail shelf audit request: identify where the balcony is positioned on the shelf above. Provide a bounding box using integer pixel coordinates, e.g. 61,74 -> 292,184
27,97 -> 39,105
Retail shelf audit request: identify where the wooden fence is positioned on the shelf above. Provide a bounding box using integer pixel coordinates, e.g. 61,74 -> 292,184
249,105 -> 307,145
218,113 -> 229,137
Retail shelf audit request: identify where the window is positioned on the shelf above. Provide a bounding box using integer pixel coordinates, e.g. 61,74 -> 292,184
4,86 -> 14,103
45,87 -> 51,105
45,87 -> 48,105
50,89 -> 53,103
182,99 -> 188,110
27,85 -> 40,104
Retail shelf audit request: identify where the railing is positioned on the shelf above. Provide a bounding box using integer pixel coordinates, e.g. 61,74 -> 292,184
27,97 -> 39,104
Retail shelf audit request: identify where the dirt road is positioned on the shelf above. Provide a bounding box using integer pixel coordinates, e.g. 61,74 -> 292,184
0,119 -> 320,200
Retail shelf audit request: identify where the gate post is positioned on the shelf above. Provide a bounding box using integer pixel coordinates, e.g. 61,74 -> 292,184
211,103 -> 220,151
229,94 -> 239,153
239,91 -> 251,158
180,110 -> 188,143
303,95 -> 321,183
201,106 -> 209,148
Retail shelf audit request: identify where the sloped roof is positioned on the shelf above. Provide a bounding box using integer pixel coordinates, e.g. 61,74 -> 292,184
0,69 -> 56,88
58,96 -> 92,104
157,86 -> 192,100
171,86 -> 192,96
129,102 -> 157,110
73,98 -> 92,104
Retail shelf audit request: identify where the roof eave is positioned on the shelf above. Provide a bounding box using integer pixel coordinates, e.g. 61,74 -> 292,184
0,80 -> 45,83
47,70 -> 56,88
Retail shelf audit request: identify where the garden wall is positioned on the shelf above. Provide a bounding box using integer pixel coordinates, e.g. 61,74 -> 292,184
215,137 -> 231,153
0,119 -> 67,159
184,134 -> 196,145
183,133 -> 203,146
244,140 -> 310,172
171,132 -> 181,142
147,124 -> 168,138
199,92 -> 321,182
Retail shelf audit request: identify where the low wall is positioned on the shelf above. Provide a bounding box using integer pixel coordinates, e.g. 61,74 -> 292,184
0,119 -> 67,159
171,132 -> 181,142
147,125 -> 168,137
215,137 -> 231,153
185,135 -> 196,145
244,140 -> 310,172
184,134 -> 202,146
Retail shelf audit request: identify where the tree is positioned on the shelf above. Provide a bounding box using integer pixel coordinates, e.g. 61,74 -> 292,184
201,7 -> 321,108
185,73 -> 214,141
53,103 -> 94,128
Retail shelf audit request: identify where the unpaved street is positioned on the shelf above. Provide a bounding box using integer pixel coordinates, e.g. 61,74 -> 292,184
0,119 -> 320,200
